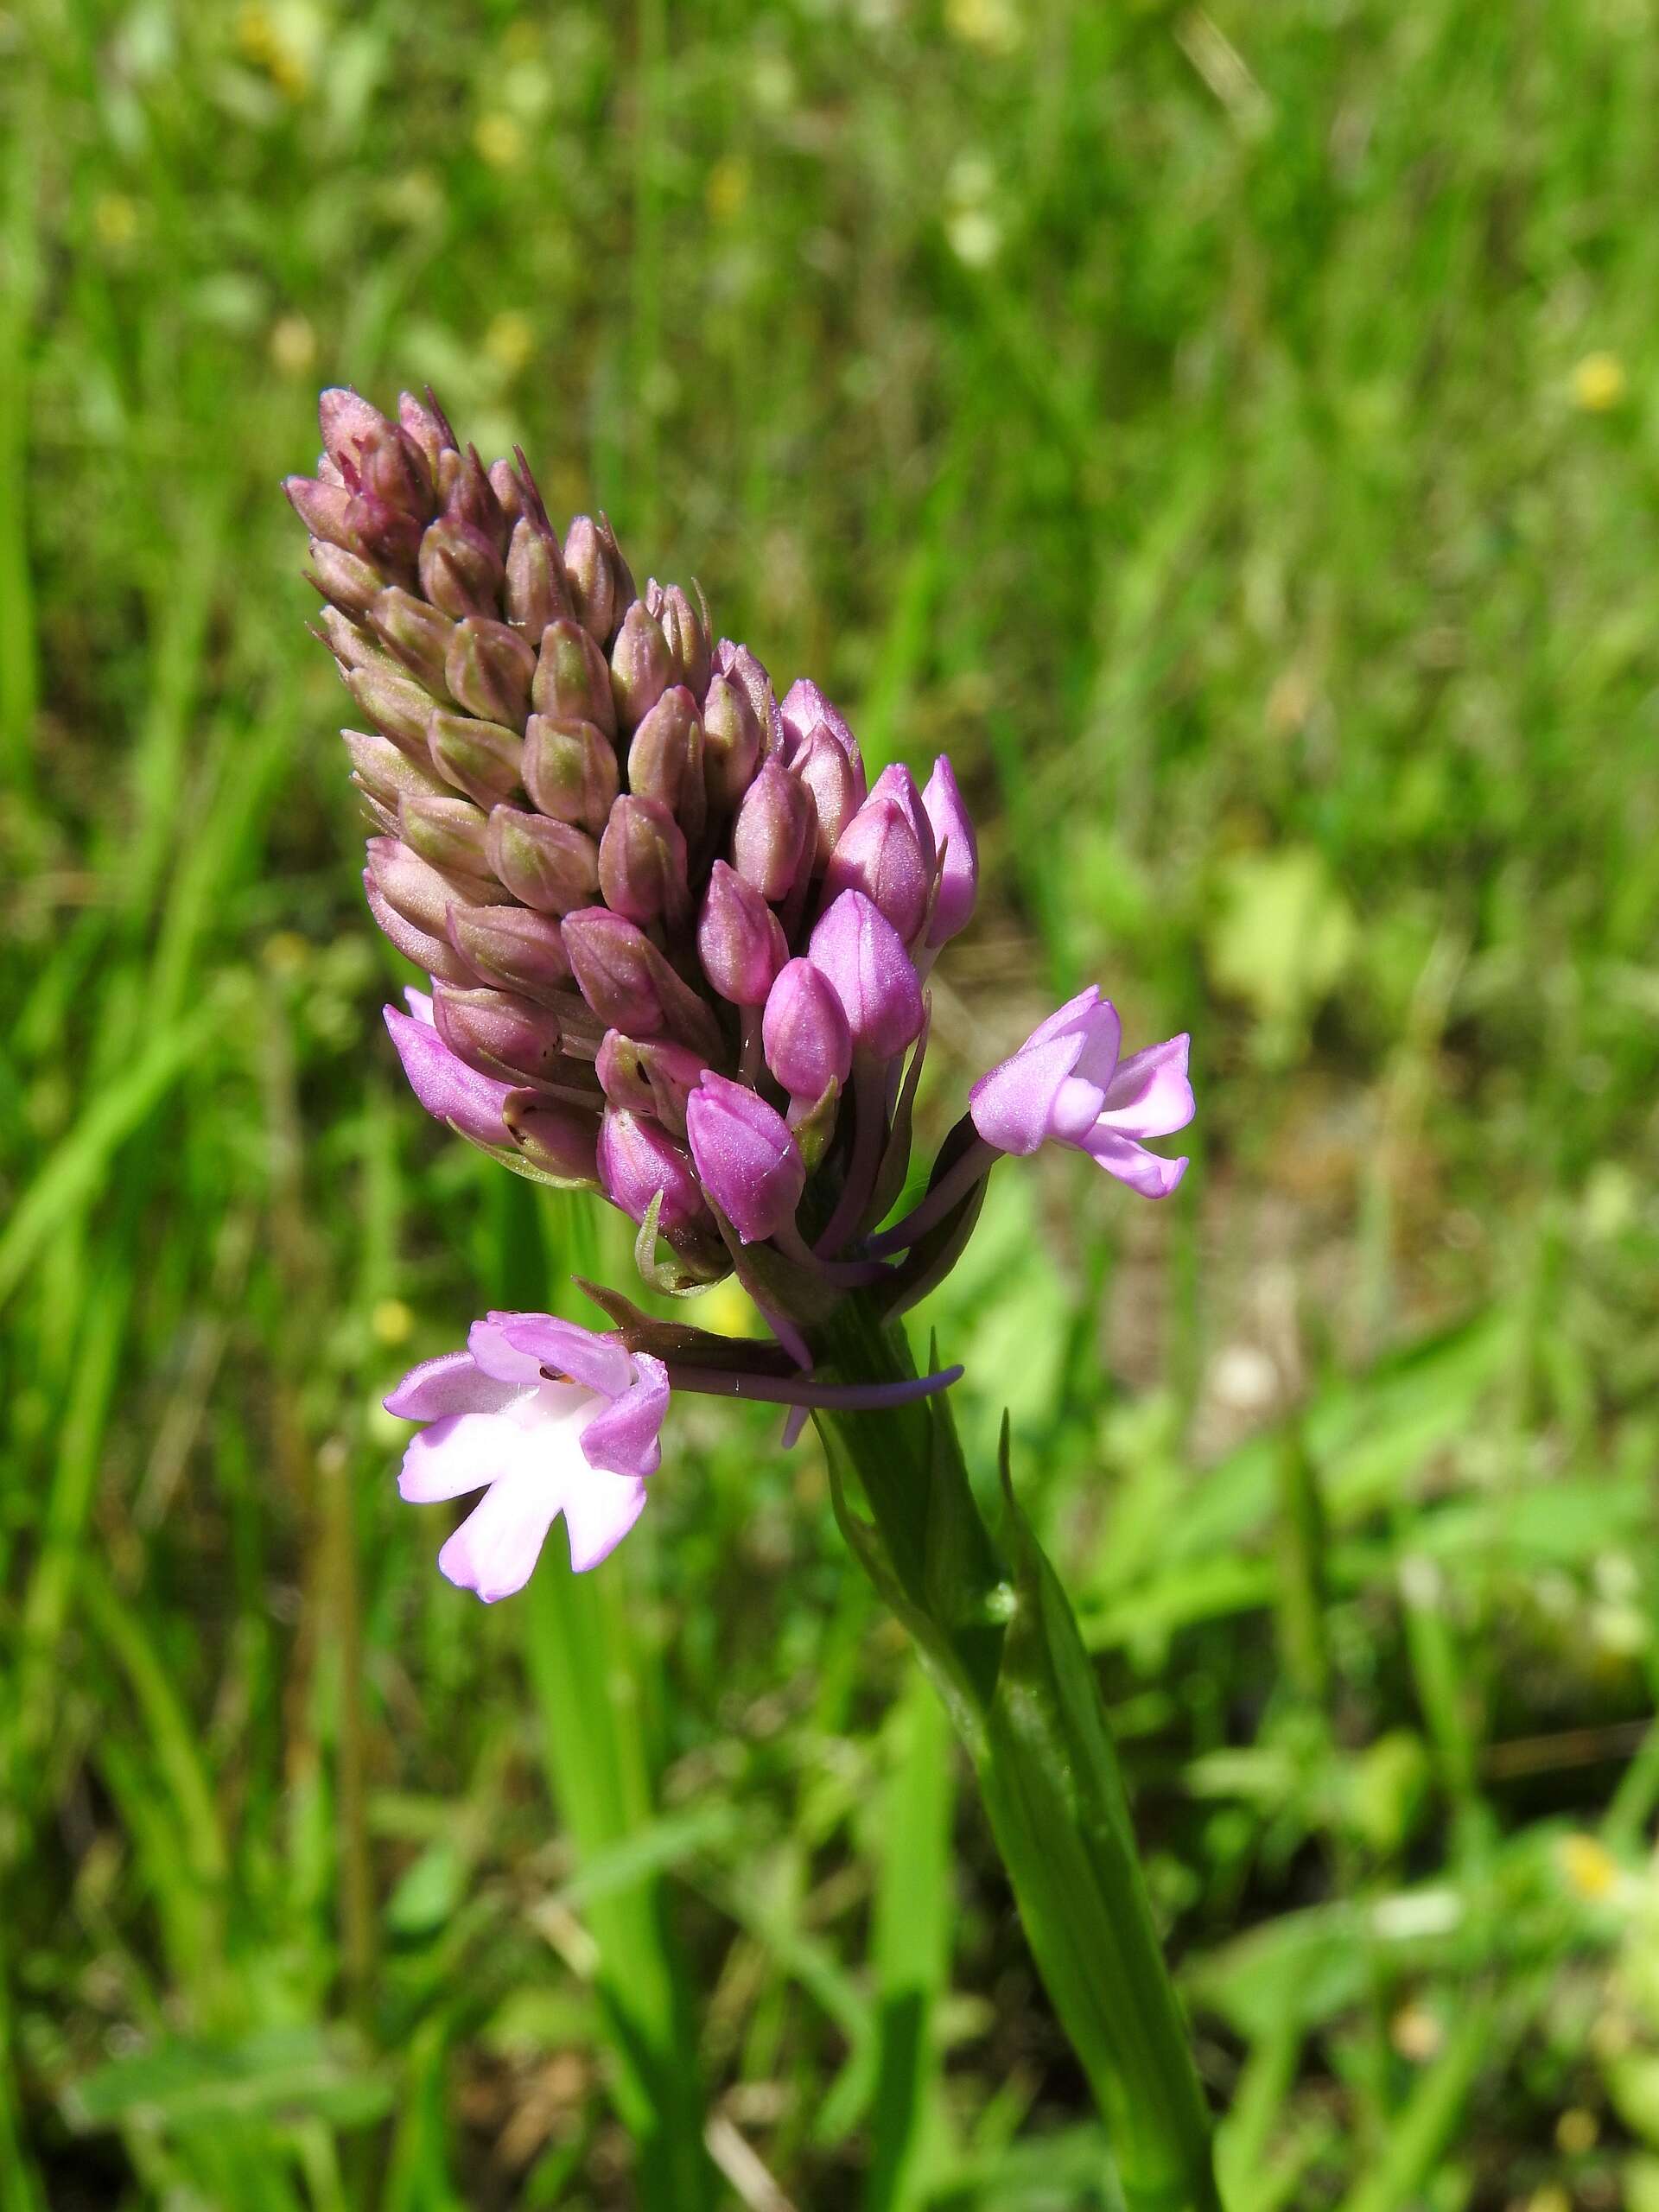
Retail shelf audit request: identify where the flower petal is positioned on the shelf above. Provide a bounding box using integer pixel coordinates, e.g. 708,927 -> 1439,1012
1096,1033 -> 1194,1141
384,1003 -> 514,1148
398,1407 -> 531,1503
491,1311 -> 634,1400
467,1317 -> 546,1388
968,1029 -> 1087,1155
385,1350 -> 524,1422
438,1474 -> 563,1602
1068,997 -> 1122,1090
1080,1128 -> 1189,1199
561,1466 -> 649,1573
1022,983 -> 1103,1054
579,1352 -> 668,1481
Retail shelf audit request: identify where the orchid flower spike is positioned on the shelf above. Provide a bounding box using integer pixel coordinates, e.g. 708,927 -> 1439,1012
969,987 -> 1193,1198
387,1313 -> 669,1597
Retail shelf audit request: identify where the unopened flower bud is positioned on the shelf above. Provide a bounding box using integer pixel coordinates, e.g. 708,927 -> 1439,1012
318,606 -> 391,676
366,836 -> 500,938
398,791 -> 492,878
823,796 -> 931,944
505,518 -> 571,635
426,712 -> 524,806
363,873 -> 474,984
921,753 -> 978,946
732,757 -> 815,901
562,908 -> 724,1056
685,1073 -> 804,1245
486,806 -> 601,914
762,957 -> 853,1103
318,387 -> 386,473
531,618 -> 616,735
595,1033 -> 708,1137
432,982 -> 566,1087
307,537 -> 382,618
418,516 -> 504,620
808,889 -> 924,1059
626,686 -> 705,843
779,677 -> 863,787
284,476 -> 421,578
869,763 -> 937,875
448,903 -> 575,1005
344,726 -> 450,810
397,391 -> 449,475
489,458 -> 525,528
792,728 -> 861,863
354,417 -> 436,522
701,675 -> 763,814
442,445 -> 509,554
713,641 -> 784,756
445,617 -> 535,728
503,1091 -> 601,1183
522,715 -> 620,834
599,795 -> 690,927
597,1108 -> 713,1236
646,580 -> 712,699
369,587 -> 454,696
697,861 -> 787,1007
609,601 -> 677,735
348,661 -> 439,753
384,987 -> 512,1147
563,515 -> 624,645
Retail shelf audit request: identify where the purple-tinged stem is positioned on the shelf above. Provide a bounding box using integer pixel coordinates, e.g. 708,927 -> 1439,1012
814,1057 -> 886,1258
862,1133 -> 998,1257
664,1360 -> 963,1410
771,1219 -> 890,1288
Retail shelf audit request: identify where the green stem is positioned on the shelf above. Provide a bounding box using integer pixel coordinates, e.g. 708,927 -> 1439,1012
812,1297 -> 1220,2212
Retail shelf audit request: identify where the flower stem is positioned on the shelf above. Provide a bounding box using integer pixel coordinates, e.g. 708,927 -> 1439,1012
812,1296 -> 1221,2212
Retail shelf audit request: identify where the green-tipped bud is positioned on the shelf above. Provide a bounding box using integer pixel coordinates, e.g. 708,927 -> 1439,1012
418,517 -> 504,620
531,618 -> 616,734
522,715 -> 619,835
397,391 -> 450,475
647,580 -> 712,700
343,727 -> 450,810
369,587 -> 455,696
505,518 -> 571,634
448,902 -> 575,1006
307,538 -> 382,618
445,617 -> 535,728
626,684 -> 706,846
398,791 -> 492,877
486,805 -> 601,914
598,794 -> 690,928
609,601 -> 676,734
489,458 -> 525,529
700,674 -> 763,815
318,606 -> 393,676
347,660 -> 438,753
363,872 -> 474,984
441,445 -> 509,554
365,836 -> 502,937
426,711 -> 524,805
597,514 -> 636,610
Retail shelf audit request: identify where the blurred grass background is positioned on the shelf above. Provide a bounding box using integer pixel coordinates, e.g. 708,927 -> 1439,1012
3,0 -> 1659,2205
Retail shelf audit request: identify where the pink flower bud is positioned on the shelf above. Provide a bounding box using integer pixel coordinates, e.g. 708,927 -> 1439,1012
697,861 -> 789,1007
626,686 -> 706,843
446,617 -> 536,728
398,792 -> 491,879
365,836 -> 499,937
432,982 -> 568,1088
384,987 -> 512,1147
522,715 -> 620,834
646,579 -> 712,698
343,726 -> 448,810
761,957 -> 853,1102
426,711 -> 524,807
448,903 -> 575,1005
685,1072 -> 805,1244
822,796 -> 931,944
597,1108 -> 713,1236
531,618 -> 616,734
502,1094 -> 601,1184
505,518 -> 571,634
609,601 -> 677,734
318,387 -> 387,473
779,677 -> 864,790
563,515 -> 624,644
807,890 -> 925,1060
792,728 -> 861,863
418,516 -> 504,620
596,1033 -> 708,1137
921,753 -> 978,946
701,674 -> 763,813
562,909 -> 724,1056
868,763 -> 937,876
363,874 -> 473,984
598,794 -> 690,926
732,756 -> 815,901
713,640 -> 784,755
369,586 -> 454,695
307,537 -> 382,617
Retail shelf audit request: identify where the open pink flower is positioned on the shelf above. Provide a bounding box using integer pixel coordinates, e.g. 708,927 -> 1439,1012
969,986 -> 1192,1198
385,1313 -> 669,1598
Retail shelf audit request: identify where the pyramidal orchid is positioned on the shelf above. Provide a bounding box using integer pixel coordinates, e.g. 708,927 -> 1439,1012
289,385 -> 1218,2204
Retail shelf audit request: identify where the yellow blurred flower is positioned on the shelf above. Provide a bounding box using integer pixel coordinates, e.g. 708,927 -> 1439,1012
485,310 -> 537,378
945,0 -> 1024,54
260,930 -> 311,979
699,1278 -> 760,1339
93,193 -> 141,249
1527,2190 -> 1570,2212
237,1 -> 311,99
1555,2107 -> 1598,2155
474,111 -> 525,170
1573,350 -> 1627,412
706,156 -> 750,224
268,313 -> 316,378
372,1298 -> 415,1348
1560,1832 -> 1619,1900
